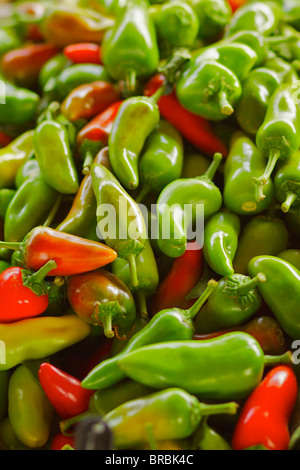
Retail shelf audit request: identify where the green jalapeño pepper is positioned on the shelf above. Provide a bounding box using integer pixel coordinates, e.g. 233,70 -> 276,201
255,83 -> 300,200
33,110 -> 79,195
0,82 -> 40,125
274,150 -> 300,213
193,273 -> 266,334
223,132 -> 274,215
156,152 -> 223,258
203,211 -> 241,278
0,130 -> 34,189
278,249 -> 300,271
235,67 -> 282,136
136,120 -> 184,202
118,332 -> 292,401
91,162 -> 147,288
8,364 -> 53,449
101,0 -> 160,94
38,53 -> 71,96
248,256 -> 300,340
4,163 -> 59,243
225,0 -> 282,37
15,158 -> 40,188
101,388 -> 238,449
81,280 -> 217,390
233,214 -> 289,275
108,88 -> 164,191
188,0 -> 232,42
0,189 -> 15,219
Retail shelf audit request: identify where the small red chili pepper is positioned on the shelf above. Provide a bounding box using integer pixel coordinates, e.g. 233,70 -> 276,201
38,363 -> 93,420
0,260 -> 57,323
51,432 -> 75,450
227,0 -> 246,12
1,43 -> 60,88
151,241 -> 203,314
63,43 -> 102,64
232,365 -> 298,450
76,100 -> 123,147
0,226 -> 117,276
0,131 -> 13,148
61,81 -> 121,122
144,74 -> 228,157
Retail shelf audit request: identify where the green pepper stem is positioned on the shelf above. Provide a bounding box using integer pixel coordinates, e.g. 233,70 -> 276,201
135,185 -> 152,204
145,422 -> 158,451
127,253 -> 139,288
23,260 -> 58,296
136,290 -> 148,319
43,194 -> 63,227
264,351 -> 292,367
150,83 -> 167,104
60,411 -> 92,436
82,150 -> 95,176
125,69 -> 137,96
198,401 -> 239,417
281,191 -> 297,213
236,273 -> 266,296
157,47 -> 191,85
186,279 -> 218,320
93,301 -> 122,338
253,148 -> 281,201
29,260 -> 57,284
218,90 -> 234,116
0,241 -> 21,251
203,152 -> 223,181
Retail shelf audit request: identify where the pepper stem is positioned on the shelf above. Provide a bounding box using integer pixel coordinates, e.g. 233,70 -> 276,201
125,69 -> 137,96
253,149 -> 281,201
236,273 -> 266,296
0,241 -> 21,251
82,150 -> 95,176
264,351 -> 292,367
203,152 -> 223,181
22,260 -> 58,296
281,191 -> 297,213
127,253 -> 139,288
150,83 -> 167,104
60,411 -> 92,436
218,90 -> 234,116
186,279 -> 218,320
135,184 -> 152,204
43,194 -> 63,227
93,301 -> 123,338
198,401 -> 239,417
136,290 -> 148,319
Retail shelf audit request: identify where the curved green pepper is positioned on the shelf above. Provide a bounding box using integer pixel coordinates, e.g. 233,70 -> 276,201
194,273 -> 266,334
278,249 -> 300,271
108,92 -> 162,191
0,130 -> 34,189
196,417 -> 232,450
81,280 -> 217,390
156,152 -> 223,258
4,164 -> 58,242
255,83 -> 300,200
233,214 -> 289,275
188,0 -> 232,42
248,256 -> 300,339
223,132 -> 274,215
203,211 -> 241,278
274,150 -> 300,213
101,0 -> 159,93
118,332 -> 292,400
137,120 -> 184,202
33,116 -> 79,195
0,418 -> 30,450
264,54 -> 299,83
102,388 -> 237,449
223,30 -> 269,66
235,67 -> 281,136
15,157 -> 40,188
0,82 -> 40,125
0,189 -> 15,219
8,364 -> 53,449
38,53 -> 71,96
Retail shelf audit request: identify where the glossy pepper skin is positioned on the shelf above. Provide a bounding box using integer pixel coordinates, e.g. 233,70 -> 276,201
274,150 -> 300,213
203,211 -> 240,278
81,280 -> 217,390
137,119 -> 184,201
0,82 -> 40,125
255,83 -> 300,200
0,189 -> 15,219
4,164 -> 58,243
235,67 -> 281,136
63,43 -> 102,64
193,273 -> 266,334
232,366 -> 298,450
67,268 -> 137,339
278,249 -> 300,271
248,256 -> 300,340
91,162 -> 147,288
118,333 -> 292,401
101,0 -> 159,93
108,93 -> 161,190
8,364 -> 53,449
102,388 -> 238,449
0,315 -> 91,371
223,132 -> 274,215
38,363 -> 93,420
233,214 -> 289,275
0,226 -> 117,277
0,130 -> 34,189
38,53 -> 71,95
0,28 -> 21,58
156,152 -> 223,258
188,0 -> 232,42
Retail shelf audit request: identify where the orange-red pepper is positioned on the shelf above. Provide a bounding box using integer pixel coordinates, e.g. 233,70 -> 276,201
0,131 -> 12,148
144,74 -> 228,157
63,43 -> 102,64
227,0 -> 247,12
51,432 -> 75,450
232,366 -> 298,450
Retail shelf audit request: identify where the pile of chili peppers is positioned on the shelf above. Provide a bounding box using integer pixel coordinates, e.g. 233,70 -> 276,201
0,0 -> 300,452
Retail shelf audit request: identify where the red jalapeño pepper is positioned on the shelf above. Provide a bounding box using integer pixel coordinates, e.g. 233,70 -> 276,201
63,43 -> 102,64
0,227 -> 117,276
232,366 -> 298,450
38,363 -> 93,420
51,432 -> 75,450
144,74 -> 228,157
151,242 -> 203,314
